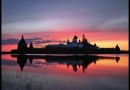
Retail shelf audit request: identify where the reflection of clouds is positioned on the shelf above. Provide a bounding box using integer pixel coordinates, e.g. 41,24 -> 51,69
26,61 -> 58,67
2,59 -> 17,66
2,58 -> 57,67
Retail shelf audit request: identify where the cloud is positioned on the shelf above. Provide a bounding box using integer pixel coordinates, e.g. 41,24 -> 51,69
98,17 -> 128,30
2,38 -> 42,45
2,39 -> 19,45
2,38 -> 65,45
33,39 -> 66,44
25,38 -> 42,43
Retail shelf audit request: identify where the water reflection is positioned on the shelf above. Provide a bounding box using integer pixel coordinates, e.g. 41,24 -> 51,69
11,54 -> 120,72
17,55 -> 28,71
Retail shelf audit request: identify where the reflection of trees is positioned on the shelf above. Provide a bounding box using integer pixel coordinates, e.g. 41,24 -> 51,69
11,55 -> 120,72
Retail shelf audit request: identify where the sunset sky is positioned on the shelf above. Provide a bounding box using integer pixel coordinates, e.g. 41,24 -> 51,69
2,0 -> 128,51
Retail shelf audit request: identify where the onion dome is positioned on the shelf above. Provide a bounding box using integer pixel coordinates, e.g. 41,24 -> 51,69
17,35 -> 28,53
74,35 -> 78,39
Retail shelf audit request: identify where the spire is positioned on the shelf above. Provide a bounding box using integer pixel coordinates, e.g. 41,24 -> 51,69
67,36 -> 70,41
83,34 -> 85,40
22,35 -> 24,39
20,35 -> 26,42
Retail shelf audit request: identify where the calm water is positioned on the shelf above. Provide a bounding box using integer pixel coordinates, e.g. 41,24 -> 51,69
2,54 -> 128,90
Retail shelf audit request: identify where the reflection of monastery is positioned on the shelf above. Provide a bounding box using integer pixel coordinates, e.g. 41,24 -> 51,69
11,34 -> 120,54
12,55 -> 120,72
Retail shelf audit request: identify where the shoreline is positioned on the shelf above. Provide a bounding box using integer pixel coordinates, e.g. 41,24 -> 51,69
1,51 -> 129,54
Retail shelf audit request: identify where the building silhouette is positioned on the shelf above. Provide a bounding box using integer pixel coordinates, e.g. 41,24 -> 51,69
29,42 -> 33,49
17,35 -> 28,54
115,44 -> 120,53
11,34 -> 121,54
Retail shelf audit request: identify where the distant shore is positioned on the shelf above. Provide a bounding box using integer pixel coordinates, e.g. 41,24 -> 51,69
1,50 -> 129,54
1,51 -> 11,54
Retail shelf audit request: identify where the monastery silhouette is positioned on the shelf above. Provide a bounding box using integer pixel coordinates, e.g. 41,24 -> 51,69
11,34 -> 120,54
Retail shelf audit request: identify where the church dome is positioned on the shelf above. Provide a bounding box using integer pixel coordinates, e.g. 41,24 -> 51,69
74,35 -> 78,39
18,35 -> 27,46
17,35 -> 28,53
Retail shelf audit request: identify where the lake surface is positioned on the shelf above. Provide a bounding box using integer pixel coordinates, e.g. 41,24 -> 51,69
2,54 -> 128,90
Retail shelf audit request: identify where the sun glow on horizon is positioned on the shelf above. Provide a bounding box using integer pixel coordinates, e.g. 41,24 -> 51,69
2,29 -> 129,52
2,35 -> 128,52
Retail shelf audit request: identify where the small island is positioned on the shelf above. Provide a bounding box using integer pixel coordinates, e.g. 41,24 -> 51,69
10,34 -> 127,54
